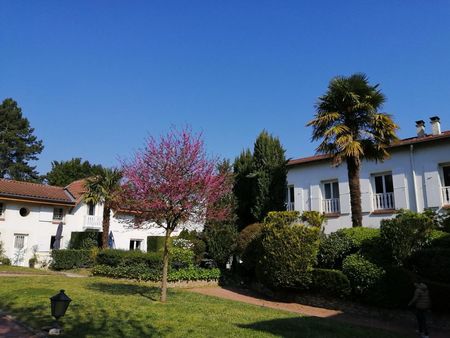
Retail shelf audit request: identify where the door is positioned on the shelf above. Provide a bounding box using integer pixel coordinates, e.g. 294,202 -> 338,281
13,234 -> 28,266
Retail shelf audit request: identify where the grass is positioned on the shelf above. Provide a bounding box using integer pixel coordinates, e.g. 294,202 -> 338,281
0,265 -> 55,275
0,274 -> 404,338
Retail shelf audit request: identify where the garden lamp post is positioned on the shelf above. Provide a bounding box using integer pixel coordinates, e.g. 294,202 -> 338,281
50,290 -> 71,331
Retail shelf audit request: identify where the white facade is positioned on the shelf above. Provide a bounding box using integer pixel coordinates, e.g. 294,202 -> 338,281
0,191 -> 202,266
287,131 -> 450,234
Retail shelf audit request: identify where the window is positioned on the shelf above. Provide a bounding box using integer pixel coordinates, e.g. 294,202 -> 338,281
53,208 -> 64,221
129,239 -> 142,251
0,203 -> 4,217
443,166 -> 450,187
50,235 -> 63,250
322,181 -> 340,213
19,207 -> 30,217
286,186 -> 295,210
14,234 -> 27,250
88,203 -> 95,216
442,166 -> 450,205
373,173 -> 395,210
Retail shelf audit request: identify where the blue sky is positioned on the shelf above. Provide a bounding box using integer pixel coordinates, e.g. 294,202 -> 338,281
1,1 -> 450,175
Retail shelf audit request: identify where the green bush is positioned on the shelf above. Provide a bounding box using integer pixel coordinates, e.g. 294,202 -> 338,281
96,249 -> 162,271
0,257 -> 11,265
263,211 -> 300,226
92,264 -> 220,282
380,210 -> 434,265
342,254 -> 385,295
317,227 -> 379,269
408,248 -> 450,283
359,236 -> 394,267
204,223 -> 238,268
428,231 -> 450,248
51,249 -> 95,270
256,217 -> 320,289
147,236 -> 166,252
301,211 -> 326,228
176,230 -> 207,263
426,280 -> 450,311
68,232 -> 102,249
311,269 -> 351,297
236,223 -> 263,278
169,247 -> 194,269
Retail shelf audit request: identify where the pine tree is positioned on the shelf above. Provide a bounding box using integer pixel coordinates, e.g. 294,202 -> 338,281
0,98 -> 44,181
233,149 -> 255,227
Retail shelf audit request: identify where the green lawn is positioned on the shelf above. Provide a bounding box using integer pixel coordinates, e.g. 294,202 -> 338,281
0,273 -> 403,338
0,265 -> 55,274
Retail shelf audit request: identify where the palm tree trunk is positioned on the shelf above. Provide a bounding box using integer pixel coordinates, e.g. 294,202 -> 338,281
102,205 -> 110,249
346,157 -> 363,227
160,227 -> 171,302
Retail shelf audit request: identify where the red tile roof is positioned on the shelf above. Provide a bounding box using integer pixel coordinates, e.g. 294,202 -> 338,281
288,130 -> 450,167
0,179 -> 75,205
65,179 -> 87,202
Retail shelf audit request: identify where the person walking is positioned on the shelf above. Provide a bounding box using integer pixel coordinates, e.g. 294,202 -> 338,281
408,281 -> 431,338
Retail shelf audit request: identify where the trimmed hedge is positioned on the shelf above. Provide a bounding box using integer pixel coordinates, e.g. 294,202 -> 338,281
256,219 -> 320,289
169,247 -> 194,269
96,250 -> 162,271
92,264 -> 220,282
342,253 -> 385,295
51,249 -> 95,270
68,231 -> 102,249
311,269 -> 351,297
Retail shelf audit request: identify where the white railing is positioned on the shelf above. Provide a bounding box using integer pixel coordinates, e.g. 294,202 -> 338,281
323,198 -> 340,214
83,215 -> 102,228
373,192 -> 395,210
442,186 -> 450,205
286,202 -> 295,211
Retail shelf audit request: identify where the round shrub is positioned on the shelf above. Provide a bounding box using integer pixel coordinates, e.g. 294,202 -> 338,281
236,223 -> 263,254
311,269 -> 351,297
342,253 -> 385,295
340,227 -> 380,247
236,223 -> 263,279
256,221 -> 320,289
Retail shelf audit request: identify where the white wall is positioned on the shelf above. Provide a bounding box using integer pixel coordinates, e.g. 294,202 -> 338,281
287,140 -> 450,233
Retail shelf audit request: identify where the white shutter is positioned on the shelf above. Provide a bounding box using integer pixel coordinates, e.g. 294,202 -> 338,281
310,184 -> 321,212
339,181 -> 351,214
424,165 -> 442,208
39,206 -> 53,222
359,178 -> 372,213
294,187 -> 304,212
392,170 -> 408,210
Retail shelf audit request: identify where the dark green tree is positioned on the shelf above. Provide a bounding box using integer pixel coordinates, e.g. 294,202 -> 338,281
0,98 -> 44,181
45,158 -> 104,186
233,131 -> 287,228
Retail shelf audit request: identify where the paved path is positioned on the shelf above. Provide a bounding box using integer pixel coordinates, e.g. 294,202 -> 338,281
0,314 -> 40,338
188,286 -> 450,338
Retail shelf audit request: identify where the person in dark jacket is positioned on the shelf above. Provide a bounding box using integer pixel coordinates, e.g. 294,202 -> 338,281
408,281 -> 431,338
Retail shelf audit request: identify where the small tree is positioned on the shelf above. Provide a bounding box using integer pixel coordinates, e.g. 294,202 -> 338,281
121,127 -> 232,302
83,168 -> 122,249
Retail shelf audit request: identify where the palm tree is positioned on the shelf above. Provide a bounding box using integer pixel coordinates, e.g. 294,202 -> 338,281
307,73 -> 398,227
83,168 -> 122,248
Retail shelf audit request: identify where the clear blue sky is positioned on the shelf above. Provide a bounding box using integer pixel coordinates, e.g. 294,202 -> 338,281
1,1 -> 449,175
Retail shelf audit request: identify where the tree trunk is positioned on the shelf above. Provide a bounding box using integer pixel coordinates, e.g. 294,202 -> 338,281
346,157 -> 363,227
160,227 -> 171,302
102,205 -> 110,249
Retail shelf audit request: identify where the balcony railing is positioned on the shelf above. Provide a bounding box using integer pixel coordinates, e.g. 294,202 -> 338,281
286,202 -> 295,211
83,215 -> 102,229
442,186 -> 450,205
323,198 -> 340,214
373,192 -> 395,210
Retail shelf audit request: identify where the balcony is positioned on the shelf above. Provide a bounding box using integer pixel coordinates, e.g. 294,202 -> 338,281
286,202 -> 295,211
323,198 -> 340,214
83,215 -> 102,229
442,186 -> 450,206
373,192 -> 395,210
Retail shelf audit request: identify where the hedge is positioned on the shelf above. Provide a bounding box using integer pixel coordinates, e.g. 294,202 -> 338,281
256,219 -> 320,289
51,249 -> 95,270
342,253 -> 385,295
68,231 -> 102,249
147,236 -> 166,252
408,248 -> 450,283
92,264 -> 220,282
311,269 -> 351,298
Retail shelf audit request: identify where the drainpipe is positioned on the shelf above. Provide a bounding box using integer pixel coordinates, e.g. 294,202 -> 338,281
410,144 -> 419,212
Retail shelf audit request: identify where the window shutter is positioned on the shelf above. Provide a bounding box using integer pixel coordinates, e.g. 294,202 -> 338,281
294,187 -> 304,212
424,165 -> 442,208
39,206 -> 53,222
338,181 -> 351,214
392,170 -> 408,210
360,178 -> 373,213
310,184 -> 321,212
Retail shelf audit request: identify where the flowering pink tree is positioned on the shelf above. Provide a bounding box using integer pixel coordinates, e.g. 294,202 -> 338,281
121,127 -> 232,302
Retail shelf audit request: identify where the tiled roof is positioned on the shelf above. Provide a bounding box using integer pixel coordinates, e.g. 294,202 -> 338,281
65,179 -> 87,202
0,179 -> 75,205
288,130 -> 450,167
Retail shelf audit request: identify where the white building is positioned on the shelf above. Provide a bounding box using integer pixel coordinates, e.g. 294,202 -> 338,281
0,179 -> 201,266
287,117 -> 450,233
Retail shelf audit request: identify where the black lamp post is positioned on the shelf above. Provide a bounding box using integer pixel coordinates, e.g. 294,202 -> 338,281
50,290 -> 71,330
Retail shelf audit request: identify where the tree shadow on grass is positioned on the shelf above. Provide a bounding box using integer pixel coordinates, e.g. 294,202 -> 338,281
87,282 -> 160,301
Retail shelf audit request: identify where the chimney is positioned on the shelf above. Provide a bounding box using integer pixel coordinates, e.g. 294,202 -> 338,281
415,120 -> 426,137
430,116 -> 441,135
